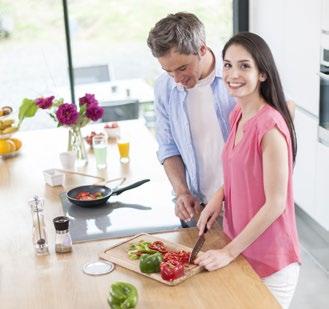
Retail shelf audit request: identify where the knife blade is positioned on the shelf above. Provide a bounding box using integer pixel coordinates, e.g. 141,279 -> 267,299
189,225 -> 208,264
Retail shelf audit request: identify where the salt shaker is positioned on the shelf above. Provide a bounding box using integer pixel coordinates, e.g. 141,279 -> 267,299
28,195 -> 49,255
53,216 -> 72,253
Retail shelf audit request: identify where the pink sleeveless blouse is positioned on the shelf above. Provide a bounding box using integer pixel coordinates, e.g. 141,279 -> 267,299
222,104 -> 301,278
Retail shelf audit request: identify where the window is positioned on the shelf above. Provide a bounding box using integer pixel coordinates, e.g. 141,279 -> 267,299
0,0 -> 232,130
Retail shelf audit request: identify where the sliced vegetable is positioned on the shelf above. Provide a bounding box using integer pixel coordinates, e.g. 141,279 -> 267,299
149,240 -> 168,254
139,252 -> 163,273
128,240 -> 157,260
160,260 -> 185,281
108,281 -> 138,309
75,191 -> 104,200
163,250 -> 190,265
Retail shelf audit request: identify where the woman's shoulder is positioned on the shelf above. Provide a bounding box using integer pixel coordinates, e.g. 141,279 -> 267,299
258,105 -> 288,128
255,104 -> 290,140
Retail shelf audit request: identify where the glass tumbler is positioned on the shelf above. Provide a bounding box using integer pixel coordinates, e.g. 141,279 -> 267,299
93,134 -> 107,169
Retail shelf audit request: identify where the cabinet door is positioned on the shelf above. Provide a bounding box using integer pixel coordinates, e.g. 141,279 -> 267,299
294,109 -> 318,217
315,142 -> 329,231
282,0 -> 321,116
250,0 -> 321,116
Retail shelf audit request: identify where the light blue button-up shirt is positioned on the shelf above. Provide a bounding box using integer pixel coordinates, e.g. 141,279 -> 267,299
154,54 -> 236,201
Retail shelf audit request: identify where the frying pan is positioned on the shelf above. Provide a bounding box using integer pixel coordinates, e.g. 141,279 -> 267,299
66,179 -> 150,207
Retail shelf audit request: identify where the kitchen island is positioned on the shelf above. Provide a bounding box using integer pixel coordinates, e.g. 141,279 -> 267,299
0,120 -> 280,308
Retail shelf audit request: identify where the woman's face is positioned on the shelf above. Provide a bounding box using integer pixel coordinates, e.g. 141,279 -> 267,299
222,44 -> 264,100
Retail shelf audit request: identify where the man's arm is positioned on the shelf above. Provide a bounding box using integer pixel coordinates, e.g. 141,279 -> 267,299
154,76 -> 199,221
163,156 -> 200,221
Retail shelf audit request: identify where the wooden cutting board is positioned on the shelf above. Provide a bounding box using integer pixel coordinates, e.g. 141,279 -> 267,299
99,233 -> 204,286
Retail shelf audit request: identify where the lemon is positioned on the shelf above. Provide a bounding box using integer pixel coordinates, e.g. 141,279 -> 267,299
0,139 -> 16,154
10,138 -> 22,150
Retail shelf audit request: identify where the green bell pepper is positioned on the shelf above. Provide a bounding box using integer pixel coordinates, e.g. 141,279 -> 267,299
139,252 -> 163,273
128,240 -> 157,260
108,281 -> 138,309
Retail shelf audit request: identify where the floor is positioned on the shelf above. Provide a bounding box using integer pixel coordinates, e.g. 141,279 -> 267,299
290,208 -> 329,309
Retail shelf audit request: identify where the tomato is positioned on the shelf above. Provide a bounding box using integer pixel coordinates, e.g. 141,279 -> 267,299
160,260 -> 184,281
75,191 -> 104,200
149,241 -> 168,254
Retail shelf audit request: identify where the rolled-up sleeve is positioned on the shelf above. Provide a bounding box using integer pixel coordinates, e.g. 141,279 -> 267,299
154,76 -> 180,164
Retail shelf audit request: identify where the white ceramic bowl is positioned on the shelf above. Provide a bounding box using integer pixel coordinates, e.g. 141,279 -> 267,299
43,169 -> 64,187
0,133 -> 13,139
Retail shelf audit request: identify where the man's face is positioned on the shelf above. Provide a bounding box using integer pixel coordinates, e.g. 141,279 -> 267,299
158,48 -> 204,89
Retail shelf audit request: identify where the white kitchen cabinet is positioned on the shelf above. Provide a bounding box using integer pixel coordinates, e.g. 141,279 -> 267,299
250,0 -> 321,116
293,109 -> 318,218
314,142 -> 329,231
281,0 -> 321,117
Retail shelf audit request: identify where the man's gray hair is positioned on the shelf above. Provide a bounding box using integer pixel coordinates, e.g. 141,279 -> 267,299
147,12 -> 206,57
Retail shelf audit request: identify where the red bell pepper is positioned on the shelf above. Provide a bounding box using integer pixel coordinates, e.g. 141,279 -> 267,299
160,260 -> 184,281
163,250 -> 190,265
149,240 -> 168,254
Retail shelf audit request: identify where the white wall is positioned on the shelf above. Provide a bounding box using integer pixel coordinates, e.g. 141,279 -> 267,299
250,0 -> 329,231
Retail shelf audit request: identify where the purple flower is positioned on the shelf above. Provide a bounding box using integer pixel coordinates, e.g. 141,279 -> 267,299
86,104 -> 104,121
55,103 -> 79,125
79,93 -> 98,107
35,96 -> 54,109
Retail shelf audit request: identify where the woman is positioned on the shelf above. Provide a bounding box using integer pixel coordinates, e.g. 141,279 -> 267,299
195,32 -> 301,309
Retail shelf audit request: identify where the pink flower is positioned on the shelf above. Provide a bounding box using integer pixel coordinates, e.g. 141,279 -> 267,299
55,103 -> 79,125
86,104 -> 104,121
35,96 -> 54,109
79,93 -> 98,106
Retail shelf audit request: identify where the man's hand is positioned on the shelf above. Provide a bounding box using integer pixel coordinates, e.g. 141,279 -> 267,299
175,192 -> 200,221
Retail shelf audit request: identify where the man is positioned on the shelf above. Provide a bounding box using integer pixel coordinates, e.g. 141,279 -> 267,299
147,12 -> 234,224
147,12 -> 294,223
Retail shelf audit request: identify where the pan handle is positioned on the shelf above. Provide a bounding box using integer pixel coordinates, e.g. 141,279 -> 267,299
111,179 -> 150,196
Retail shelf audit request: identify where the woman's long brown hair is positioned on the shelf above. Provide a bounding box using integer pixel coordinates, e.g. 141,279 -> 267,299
222,32 -> 297,163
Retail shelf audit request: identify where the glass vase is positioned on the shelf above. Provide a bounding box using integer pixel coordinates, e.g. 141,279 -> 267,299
67,127 -> 88,167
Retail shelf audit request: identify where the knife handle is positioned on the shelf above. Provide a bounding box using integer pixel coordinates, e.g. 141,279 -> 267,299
199,203 -> 209,235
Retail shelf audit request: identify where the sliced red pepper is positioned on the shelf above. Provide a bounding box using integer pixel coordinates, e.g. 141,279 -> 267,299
160,260 -> 184,281
149,241 -> 168,254
163,250 -> 190,265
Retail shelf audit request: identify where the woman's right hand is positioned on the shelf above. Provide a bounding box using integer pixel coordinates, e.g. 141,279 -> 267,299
197,187 -> 224,236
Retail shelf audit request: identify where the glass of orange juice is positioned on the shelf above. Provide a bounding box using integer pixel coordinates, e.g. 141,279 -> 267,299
117,140 -> 130,164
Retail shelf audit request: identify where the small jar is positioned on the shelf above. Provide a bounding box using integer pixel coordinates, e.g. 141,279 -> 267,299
53,216 -> 72,253
29,195 -> 49,255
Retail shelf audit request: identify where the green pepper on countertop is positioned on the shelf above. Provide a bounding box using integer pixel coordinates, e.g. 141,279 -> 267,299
108,281 -> 138,309
139,252 -> 163,273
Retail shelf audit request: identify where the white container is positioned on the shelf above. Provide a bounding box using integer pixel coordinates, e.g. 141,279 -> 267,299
59,151 -> 76,170
43,169 -> 64,187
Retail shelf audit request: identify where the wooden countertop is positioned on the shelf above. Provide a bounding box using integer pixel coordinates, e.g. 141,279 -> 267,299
0,120 -> 280,308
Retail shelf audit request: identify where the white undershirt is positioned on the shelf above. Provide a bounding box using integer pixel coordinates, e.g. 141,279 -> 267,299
185,69 -> 224,203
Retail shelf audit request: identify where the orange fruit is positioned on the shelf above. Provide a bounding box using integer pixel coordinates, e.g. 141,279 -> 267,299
0,139 -> 16,154
10,138 -> 22,150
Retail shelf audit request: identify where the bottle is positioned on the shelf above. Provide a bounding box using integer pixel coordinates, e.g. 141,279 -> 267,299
53,216 -> 72,253
28,195 -> 49,255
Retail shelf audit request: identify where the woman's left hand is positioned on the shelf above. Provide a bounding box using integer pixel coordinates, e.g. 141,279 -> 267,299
194,248 -> 235,271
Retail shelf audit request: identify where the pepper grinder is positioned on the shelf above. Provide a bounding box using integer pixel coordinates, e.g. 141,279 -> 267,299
28,195 -> 49,255
53,216 -> 72,253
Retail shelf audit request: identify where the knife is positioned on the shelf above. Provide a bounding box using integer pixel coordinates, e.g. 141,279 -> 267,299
189,225 -> 208,264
